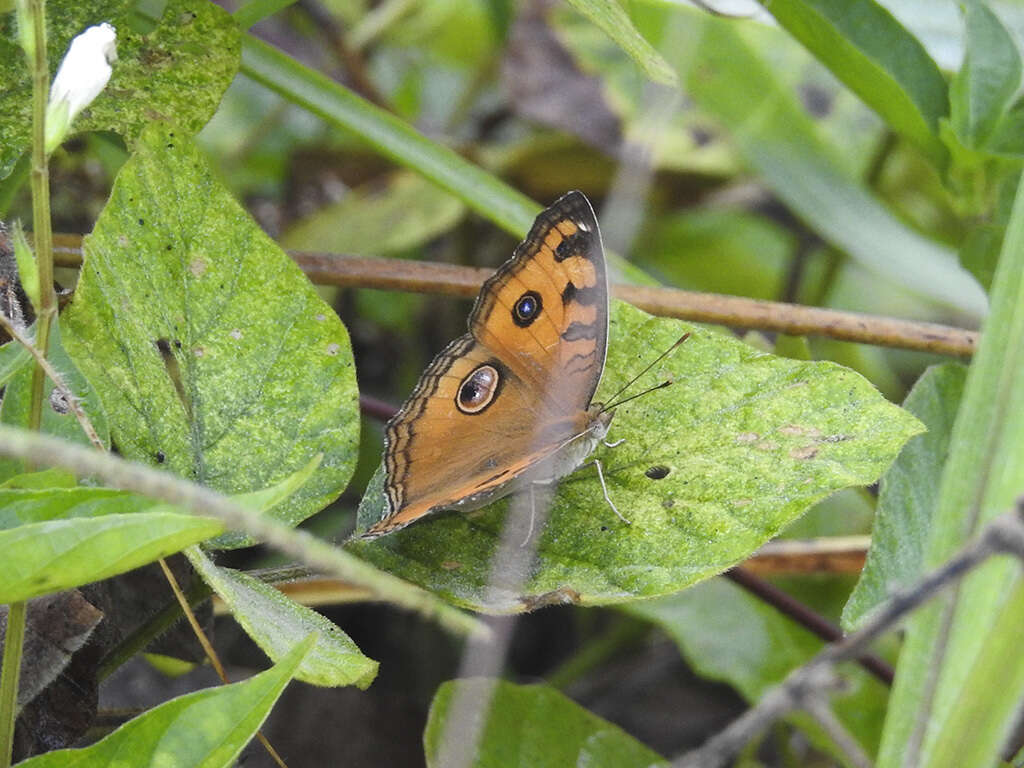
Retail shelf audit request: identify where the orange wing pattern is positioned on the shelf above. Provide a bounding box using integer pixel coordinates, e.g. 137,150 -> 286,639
365,191 -> 609,537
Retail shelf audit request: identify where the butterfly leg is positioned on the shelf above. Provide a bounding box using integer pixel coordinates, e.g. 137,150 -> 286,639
592,459 -> 631,526
519,482 -> 540,548
603,437 -> 625,448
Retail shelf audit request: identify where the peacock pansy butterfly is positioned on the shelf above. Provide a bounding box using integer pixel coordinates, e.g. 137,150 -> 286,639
361,190 -> 617,538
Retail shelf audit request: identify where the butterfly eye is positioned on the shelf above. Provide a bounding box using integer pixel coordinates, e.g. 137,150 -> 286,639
512,291 -> 543,327
457,364 -> 500,414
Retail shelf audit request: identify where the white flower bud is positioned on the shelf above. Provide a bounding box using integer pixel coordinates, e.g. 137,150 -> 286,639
45,23 -> 117,154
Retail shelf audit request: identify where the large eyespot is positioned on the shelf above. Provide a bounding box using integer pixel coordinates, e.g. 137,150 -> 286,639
512,291 -> 543,327
456,364 -> 500,414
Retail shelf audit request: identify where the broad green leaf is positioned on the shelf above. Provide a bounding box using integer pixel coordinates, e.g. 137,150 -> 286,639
761,0 -> 949,165
564,0 -> 676,86
350,301 -> 923,612
424,678 -> 667,768
0,0 -> 240,178
949,1 -> 1022,149
628,578 -> 887,759
188,546 -> 378,689
0,512 -> 224,602
842,363 -> 967,631
632,4 -> 988,319
62,125 -> 359,537
0,321 -> 110,480
16,633 -> 314,768
282,172 -> 466,256
878,171 -> 1024,767
205,453 -> 323,549
0,486 -> 147,528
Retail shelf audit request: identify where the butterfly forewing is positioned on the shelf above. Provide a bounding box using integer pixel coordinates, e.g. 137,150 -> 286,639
367,191 -> 610,537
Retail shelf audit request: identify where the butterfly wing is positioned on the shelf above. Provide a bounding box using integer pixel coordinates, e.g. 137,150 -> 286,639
366,191 -> 609,537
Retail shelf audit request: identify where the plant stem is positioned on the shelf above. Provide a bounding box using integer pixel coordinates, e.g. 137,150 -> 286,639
0,601 -> 27,768
25,0 -> 56,434
3,3 -> 51,763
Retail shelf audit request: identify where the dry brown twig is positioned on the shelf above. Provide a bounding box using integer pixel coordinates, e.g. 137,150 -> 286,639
50,237 -> 977,357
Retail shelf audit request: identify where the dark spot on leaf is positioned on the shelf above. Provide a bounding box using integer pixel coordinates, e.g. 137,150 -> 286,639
600,525 -> 608,532
800,83 -> 833,117
645,465 -> 670,480
138,218 -> 144,226
155,450 -> 165,463
691,127 -> 712,146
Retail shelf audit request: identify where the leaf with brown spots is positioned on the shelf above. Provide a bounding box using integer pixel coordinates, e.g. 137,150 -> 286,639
350,302 -> 923,612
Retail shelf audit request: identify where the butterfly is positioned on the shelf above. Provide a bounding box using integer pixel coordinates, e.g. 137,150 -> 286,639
360,190 -> 622,539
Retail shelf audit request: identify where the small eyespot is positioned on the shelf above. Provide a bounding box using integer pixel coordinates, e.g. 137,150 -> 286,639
512,291 -> 542,327
457,364 -> 500,414
645,465 -> 670,480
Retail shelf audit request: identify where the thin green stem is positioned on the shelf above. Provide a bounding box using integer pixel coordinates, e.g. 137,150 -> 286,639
25,0 -> 56,434
0,601 -> 27,768
0,426 -> 486,640
4,3 -> 49,761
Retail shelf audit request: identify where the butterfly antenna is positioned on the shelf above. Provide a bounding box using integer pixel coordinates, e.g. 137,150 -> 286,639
601,333 -> 690,411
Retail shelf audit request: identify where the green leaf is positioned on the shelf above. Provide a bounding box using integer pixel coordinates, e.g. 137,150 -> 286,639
0,467 -> 76,489
563,0 -> 676,86
16,633 -> 314,768
877,170 -> 1024,767
424,678 -> 667,767
350,301 -> 923,612
11,220 -> 39,310
628,578 -> 887,759
0,338 -> 31,388
842,363 -> 967,631
0,486 -> 148,528
61,124 -> 359,537
0,512 -> 224,602
949,2 -> 1022,150
635,208 -> 795,300
187,546 -> 378,689
204,453 -> 322,549
0,321 -> 110,481
632,4 -> 988,319
281,172 -> 467,256
239,34 -> 541,240
0,0 -> 240,178
761,0 -> 949,165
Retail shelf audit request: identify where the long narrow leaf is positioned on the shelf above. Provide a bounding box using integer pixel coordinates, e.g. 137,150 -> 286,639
240,35 -> 540,239
16,634 -> 314,768
762,0 -> 949,165
188,547 -> 378,689
0,512 -> 224,602
878,170 -> 1024,767
632,4 -> 987,319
